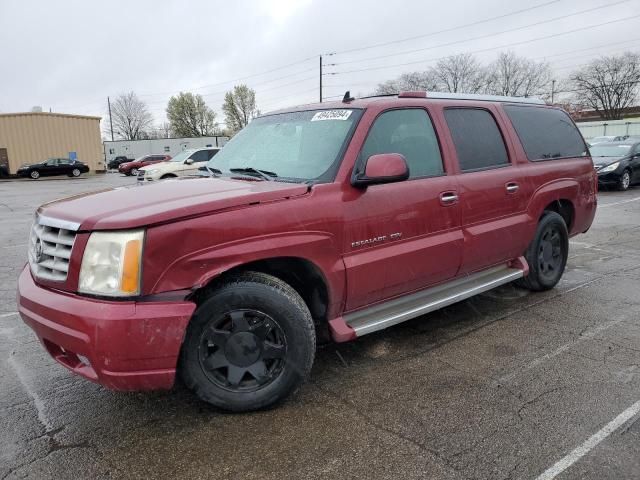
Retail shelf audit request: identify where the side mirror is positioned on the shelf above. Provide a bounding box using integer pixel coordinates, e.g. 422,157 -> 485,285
185,158 -> 194,165
352,153 -> 409,187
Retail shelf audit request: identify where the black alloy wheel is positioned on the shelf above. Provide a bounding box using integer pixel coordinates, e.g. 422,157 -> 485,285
537,225 -> 563,283
198,309 -> 287,392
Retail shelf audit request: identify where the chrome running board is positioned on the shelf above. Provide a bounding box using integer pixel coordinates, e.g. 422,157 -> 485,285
345,263 -> 525,337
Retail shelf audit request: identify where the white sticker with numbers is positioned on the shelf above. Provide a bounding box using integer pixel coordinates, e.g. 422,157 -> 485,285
311,110 -> 352,121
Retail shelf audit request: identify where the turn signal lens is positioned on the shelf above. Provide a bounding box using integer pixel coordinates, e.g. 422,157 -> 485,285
121,239 -> 142,294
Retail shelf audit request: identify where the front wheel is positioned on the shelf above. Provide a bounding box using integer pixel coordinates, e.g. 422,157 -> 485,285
617,170 -> 631,191
517,211 -> 569,291
180,272 -> 316,412
130,168 -> 138,176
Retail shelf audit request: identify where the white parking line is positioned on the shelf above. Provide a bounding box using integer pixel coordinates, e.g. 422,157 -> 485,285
535,400 -> 640,480
7,355 -> 54,432
598,196 -> 640,208
0,312 -> 18,318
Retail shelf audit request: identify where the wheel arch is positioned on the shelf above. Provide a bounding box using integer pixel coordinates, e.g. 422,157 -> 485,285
527,179 -> 578,234
189,256 -> 332,341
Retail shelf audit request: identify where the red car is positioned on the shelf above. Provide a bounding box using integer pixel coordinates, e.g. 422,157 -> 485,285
118,154 -> 171,176
18,92 -> 596,411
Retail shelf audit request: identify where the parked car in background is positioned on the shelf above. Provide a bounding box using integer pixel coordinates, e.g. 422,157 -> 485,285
137,148 -> 219,181
16,158 -> 89,179
17,92 -> 597,412
108,156 -> 133,170
118,154 -> 171,176
587,135 -> 625,147
0,164 -> 8,178
591,140 -> 640,190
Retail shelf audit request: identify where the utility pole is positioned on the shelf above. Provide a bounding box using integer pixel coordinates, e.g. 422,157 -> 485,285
551,79 -> 556,104
319,55 -> 323,103
107,96 -> 114,141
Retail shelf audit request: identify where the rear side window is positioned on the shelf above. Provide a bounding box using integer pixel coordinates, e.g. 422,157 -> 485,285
361,109 -> 444,178
444,108 -> 509,171
504,105 -> 587,161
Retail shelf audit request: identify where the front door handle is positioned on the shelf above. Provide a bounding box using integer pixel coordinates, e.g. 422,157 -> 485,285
440,192 -> 459,205
506,182 -> 519,193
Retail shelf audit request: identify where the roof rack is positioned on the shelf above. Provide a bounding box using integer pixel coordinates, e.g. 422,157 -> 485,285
398,91 -> 546,105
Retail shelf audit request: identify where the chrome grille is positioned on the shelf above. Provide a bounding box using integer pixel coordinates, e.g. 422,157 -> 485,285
29,216 -> 78,281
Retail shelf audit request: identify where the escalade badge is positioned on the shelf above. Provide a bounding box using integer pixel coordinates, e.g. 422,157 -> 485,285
34,239 -> 43,263
351,232 -> 402,248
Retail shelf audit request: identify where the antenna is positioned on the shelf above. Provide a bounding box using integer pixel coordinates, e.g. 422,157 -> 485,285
342,91 -> 355,103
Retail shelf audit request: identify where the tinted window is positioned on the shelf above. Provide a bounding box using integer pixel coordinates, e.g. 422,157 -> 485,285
504,105 -> 587,160
190,150 -> 210,162
444,108 -> 509,171
361,109 -> 443,178
58,158 -> 71,165
207,149 -> 219,160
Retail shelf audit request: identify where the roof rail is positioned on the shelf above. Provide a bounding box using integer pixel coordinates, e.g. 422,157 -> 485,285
398,91 -> 546,105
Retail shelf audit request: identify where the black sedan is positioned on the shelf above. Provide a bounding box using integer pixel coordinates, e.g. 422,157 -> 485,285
591,141 -> 640,191
16,158 -> 90,180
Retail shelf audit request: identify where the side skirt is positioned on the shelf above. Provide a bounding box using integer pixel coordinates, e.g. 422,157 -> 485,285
329,258 -> 527,341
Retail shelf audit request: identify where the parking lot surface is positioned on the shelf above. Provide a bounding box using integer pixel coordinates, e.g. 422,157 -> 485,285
1,174 -> 639,479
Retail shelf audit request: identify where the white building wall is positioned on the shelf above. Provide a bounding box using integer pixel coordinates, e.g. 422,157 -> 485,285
104,136 -> 229,162
576,119 -> 640,139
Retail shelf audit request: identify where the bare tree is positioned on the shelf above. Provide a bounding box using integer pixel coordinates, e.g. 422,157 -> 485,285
429,54 -> 488,93
486,52 -> 551,97
166,92 -> 218,137
110,92 -> 154,140
570,52 -> 640,120
374,71 -> 439,95
223,85 -> 258,134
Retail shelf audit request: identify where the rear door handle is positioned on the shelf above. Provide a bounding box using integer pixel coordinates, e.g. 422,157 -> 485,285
506,182 -> 519,193
440,192 -> 459,205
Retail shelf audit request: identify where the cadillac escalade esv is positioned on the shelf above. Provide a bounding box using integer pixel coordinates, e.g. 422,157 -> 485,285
17,92 -> 597,411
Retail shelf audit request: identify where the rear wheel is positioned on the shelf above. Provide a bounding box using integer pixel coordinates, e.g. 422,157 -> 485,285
180,272 -> 316,412
71,168 -> 81,177
30,170 -> 40,179
517,211 -> 568,291
617,169 -> 631,191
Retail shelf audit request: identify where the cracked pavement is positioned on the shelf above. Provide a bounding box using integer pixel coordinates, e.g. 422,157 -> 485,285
1,174 -> 639,479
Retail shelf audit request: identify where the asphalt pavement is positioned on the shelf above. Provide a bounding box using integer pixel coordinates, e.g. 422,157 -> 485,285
1,173 -> 639,479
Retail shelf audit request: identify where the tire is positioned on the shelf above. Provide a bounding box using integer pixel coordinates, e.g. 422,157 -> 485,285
180,272 -> 316,412
617,169 -> 631,191
516,211 -> 569,291
130,168 -> 138,176
30,170 -> 40,179
71,168 -> 81,177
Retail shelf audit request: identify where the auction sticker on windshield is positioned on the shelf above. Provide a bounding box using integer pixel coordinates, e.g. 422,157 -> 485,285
311,110 -> 352,121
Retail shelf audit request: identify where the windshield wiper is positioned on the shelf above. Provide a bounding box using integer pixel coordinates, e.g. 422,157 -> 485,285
229,167 -> 278,181
205,165 -> 222,176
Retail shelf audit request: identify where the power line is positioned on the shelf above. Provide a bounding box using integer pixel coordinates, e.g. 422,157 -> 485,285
136,55 -> 317,98
325,0 -> 561,57
327,13 -> 640,75
328,1 -> 631,68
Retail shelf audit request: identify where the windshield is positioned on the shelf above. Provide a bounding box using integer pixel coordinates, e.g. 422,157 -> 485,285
170,150 -> 194,162
589,144 -> 631,157
205,109 -> 361,182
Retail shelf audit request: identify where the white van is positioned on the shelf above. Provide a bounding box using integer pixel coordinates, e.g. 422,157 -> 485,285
138,147 -> 220,182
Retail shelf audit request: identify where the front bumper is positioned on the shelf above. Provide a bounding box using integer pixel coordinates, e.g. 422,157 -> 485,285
17,266 -> 196,391
596,170 -> 622,185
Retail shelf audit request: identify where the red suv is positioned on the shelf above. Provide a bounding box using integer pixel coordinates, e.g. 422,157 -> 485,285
17,92 -> 596,411
118,154 -> 171,176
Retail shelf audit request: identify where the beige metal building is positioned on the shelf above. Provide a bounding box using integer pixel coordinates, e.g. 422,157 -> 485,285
0,112 -> 103,174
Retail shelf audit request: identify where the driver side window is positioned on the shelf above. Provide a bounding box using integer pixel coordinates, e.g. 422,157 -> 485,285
360,109 -> 444,178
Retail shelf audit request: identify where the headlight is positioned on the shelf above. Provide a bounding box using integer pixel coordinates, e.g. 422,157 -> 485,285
600,162 -> 619,173
79,230 -> 144,297
147,169 -> 159,175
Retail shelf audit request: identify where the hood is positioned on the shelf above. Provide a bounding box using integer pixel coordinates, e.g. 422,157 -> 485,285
140,161 -> 184,174
592,156 -> 623,168
38,177 -> 309,230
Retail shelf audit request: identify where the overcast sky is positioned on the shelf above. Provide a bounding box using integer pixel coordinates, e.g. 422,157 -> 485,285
1,0 -> 639,128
